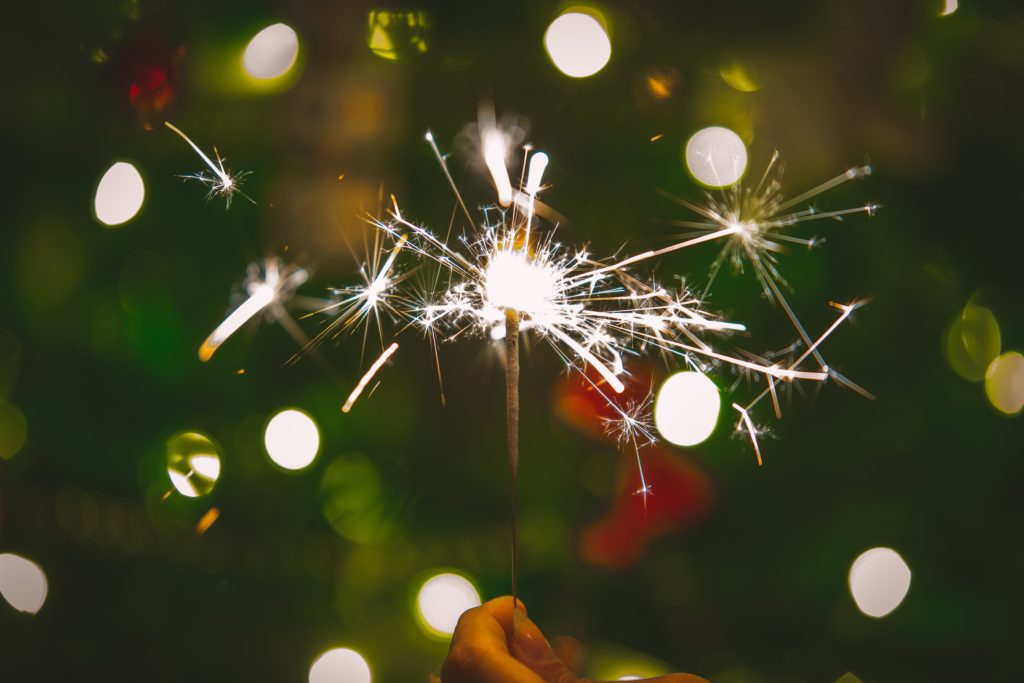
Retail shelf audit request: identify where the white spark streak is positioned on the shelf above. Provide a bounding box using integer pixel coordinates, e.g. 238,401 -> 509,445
165,121 -> 253,207
483,129 -> 513,207
342,342 -> 399,413
199,258 -> 309,361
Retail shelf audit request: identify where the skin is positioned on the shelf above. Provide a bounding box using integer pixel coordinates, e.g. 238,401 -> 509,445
440,597 -> 710,683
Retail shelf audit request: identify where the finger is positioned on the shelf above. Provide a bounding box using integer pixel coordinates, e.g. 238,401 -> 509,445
509,609 -> 580,683
601,675 -> 709,683
443,597 -> 547,683
550,636 -> 584,674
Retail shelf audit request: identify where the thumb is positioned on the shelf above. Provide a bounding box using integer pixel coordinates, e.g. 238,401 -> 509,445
509,608 -> 579,683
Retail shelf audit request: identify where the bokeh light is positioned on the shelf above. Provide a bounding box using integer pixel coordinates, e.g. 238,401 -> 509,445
309,647 -> 371,683
320,454 -> 392,544
0,553 -> 48,614
944,304 -> 1001,382
719,61 -> 760,92
94,161 -> 145,226
654,371 -> 720,446
544,12 -> 611,78
685,126 -> 748,188
985,351 -> 1024,415
415,571 -> 481,637
166,431 -> 222,498
366,10 -> 431,61
0,401 -> 28,460
265,408 -> 320,470
848,547 -> 911,618
243,23 -> 299,80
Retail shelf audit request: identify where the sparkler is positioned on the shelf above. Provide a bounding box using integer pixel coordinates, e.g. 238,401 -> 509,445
165,121 -> 254,207
188,114 -> 872,607
341,121 -> 871,605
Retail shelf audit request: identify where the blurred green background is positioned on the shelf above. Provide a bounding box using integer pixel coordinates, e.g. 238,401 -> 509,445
1,0 -> 1021,681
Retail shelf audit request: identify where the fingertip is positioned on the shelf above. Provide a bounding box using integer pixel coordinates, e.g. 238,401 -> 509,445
477,595 -> 528,636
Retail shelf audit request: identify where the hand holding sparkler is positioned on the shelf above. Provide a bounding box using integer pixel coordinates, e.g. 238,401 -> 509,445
441,596 -> 708,683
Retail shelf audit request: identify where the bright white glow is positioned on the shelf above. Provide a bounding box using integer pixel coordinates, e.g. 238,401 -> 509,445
0,553 -> 48,614
265,409 -> 320,470
199,284 -> 275,361
166,431 -> 221,498
189,454 -> 221,480
685,126 -> 748,188
483,129 -> 513,207
416,572 -> 481,636
168,470 -> 199,497
654,371 -> 720,446
525,152 -> 549,196
544,12 -> 611,78
849,547 -> 911,618
309,647 -> 371,683
243,23 -> 299,79
985,351 -> 1024,415
940,0 -> 958,16
485,250 -> 559,313
95,161 -> 145,226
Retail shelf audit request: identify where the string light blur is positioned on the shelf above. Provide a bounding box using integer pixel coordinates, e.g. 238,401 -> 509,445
685,126 -> 748,188
166,432 -> 222,498
415,572 -> 481,637
719,61 -> 760,92
944,304 -> 1000,382
309,647 -> 371,683
985,351 -> 1024,415
243,23 -> 299,80
848,547 -> 911,618
654,371 -> 720,447
265,408 -> 320,470
0,553 -> 48,614
95,161 -> 145,226
544,11 -> 611,78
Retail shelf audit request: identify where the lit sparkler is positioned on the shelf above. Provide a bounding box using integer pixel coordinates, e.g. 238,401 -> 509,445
165,121 -> 254,207
342,122 -> 871,605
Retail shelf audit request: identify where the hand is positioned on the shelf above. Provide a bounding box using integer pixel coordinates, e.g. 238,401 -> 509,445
441,596 -> 709,683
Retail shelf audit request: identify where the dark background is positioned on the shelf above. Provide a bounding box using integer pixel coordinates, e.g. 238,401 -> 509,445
1,0 -> 1021,680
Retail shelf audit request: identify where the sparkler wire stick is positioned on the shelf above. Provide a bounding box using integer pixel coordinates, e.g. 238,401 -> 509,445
505,309 -> 520,610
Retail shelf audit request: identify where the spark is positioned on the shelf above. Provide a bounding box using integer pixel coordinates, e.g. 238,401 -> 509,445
342,342 -> 399,413
165,121 -> 254,207
300,232 -> 412,356
199,257 -> 310,361
194,507 -> 220,535
601,394 -> 657,506
659,153 -> 877,457
732,403 -> 763,466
